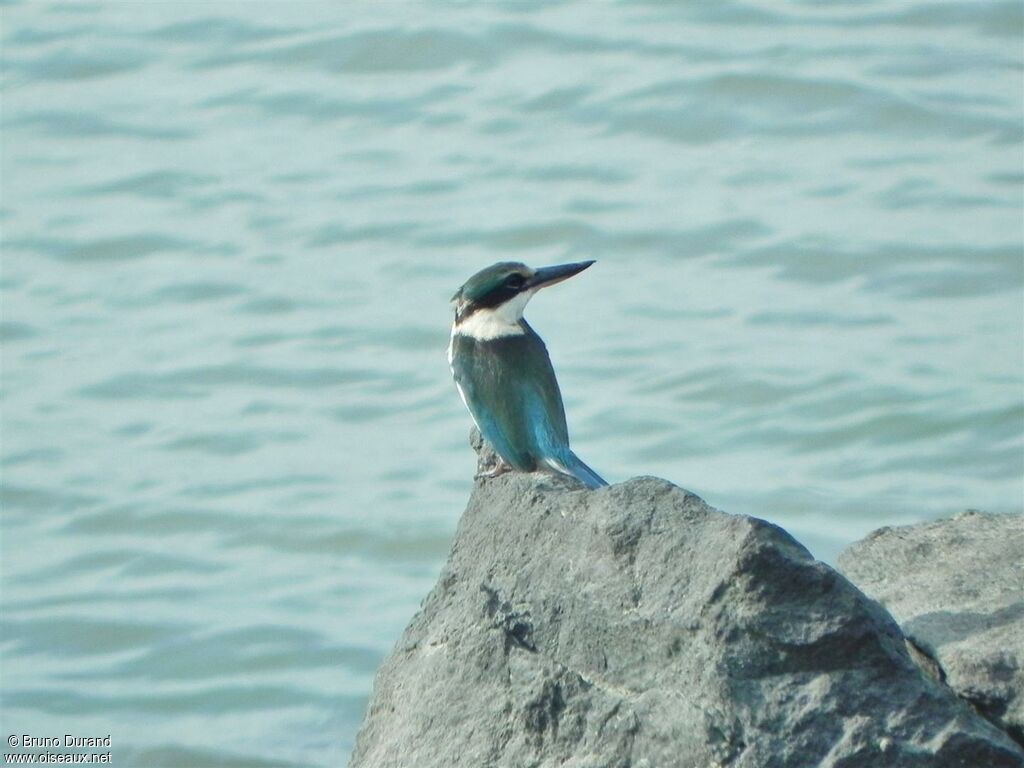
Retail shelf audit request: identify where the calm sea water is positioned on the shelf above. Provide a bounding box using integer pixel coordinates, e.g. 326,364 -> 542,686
2,2 -> 1022,765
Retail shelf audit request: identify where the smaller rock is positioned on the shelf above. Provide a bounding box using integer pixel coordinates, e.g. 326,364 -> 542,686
469,426 -> 501,477
839,511 -> 1024,746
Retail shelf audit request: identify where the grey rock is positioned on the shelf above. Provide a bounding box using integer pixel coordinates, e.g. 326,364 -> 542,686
839,510 -> 1024,747
351,470 -> 1024,767
470,425 -> 502,476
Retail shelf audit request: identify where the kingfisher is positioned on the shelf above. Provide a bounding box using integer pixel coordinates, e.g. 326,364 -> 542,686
448,260 -> 607,489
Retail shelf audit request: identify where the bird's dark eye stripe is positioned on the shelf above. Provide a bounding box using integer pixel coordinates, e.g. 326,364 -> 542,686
506,274 -> 525,287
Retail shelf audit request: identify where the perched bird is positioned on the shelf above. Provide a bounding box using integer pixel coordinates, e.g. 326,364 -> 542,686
448,260 -> 607,489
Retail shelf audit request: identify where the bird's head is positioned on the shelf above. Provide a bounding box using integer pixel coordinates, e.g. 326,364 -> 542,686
451,260 -> 595,327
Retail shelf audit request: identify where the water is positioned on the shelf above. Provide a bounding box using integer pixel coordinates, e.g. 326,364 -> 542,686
1,1 -> 1021,765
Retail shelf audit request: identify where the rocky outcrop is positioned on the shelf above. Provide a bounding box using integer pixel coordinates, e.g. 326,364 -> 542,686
839,510 -> 1024,748
350,464 -> 1023,767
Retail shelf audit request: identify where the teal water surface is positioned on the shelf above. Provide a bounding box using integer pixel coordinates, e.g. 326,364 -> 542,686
2,2 -> 1022,766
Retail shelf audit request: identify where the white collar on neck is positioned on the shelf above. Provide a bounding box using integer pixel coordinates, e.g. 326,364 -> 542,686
452,289 -> 535,340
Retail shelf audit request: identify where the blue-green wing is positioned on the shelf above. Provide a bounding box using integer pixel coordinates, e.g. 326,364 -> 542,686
451,329 -> 568,471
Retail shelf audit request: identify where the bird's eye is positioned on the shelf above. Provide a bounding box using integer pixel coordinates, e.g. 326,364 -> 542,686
506,274 -> 525,289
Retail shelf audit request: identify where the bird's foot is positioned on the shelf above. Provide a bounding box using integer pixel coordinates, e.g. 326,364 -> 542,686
475,459 -> 514,481
471,428 -> 511,479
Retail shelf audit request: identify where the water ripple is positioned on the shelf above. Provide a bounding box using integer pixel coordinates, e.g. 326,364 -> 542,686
4,617 -> 176,657
11,48 -> 151,81
78,365 -> 381,400
8,234 -> 197,262
121,746 -> 301,768
8,110 -> 192,140
194,28 -> 495,73
600,73 -> 1020,144
152,282 -> 247,304
149,17 -> 297,45
0,321 -> 39,341
75,170 -> 216,200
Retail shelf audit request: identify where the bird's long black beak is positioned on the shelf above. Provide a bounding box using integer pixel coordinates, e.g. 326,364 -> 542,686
528,260 -> 595,290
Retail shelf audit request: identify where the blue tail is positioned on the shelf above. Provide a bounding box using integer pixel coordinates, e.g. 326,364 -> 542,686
556,451 -> 608,490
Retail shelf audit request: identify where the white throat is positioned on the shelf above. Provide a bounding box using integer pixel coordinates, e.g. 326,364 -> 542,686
452,289 -> 535,341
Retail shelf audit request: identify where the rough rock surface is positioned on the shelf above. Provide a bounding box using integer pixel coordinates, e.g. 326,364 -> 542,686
350,468 -> 1024,767
839,510 -> 1024,747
